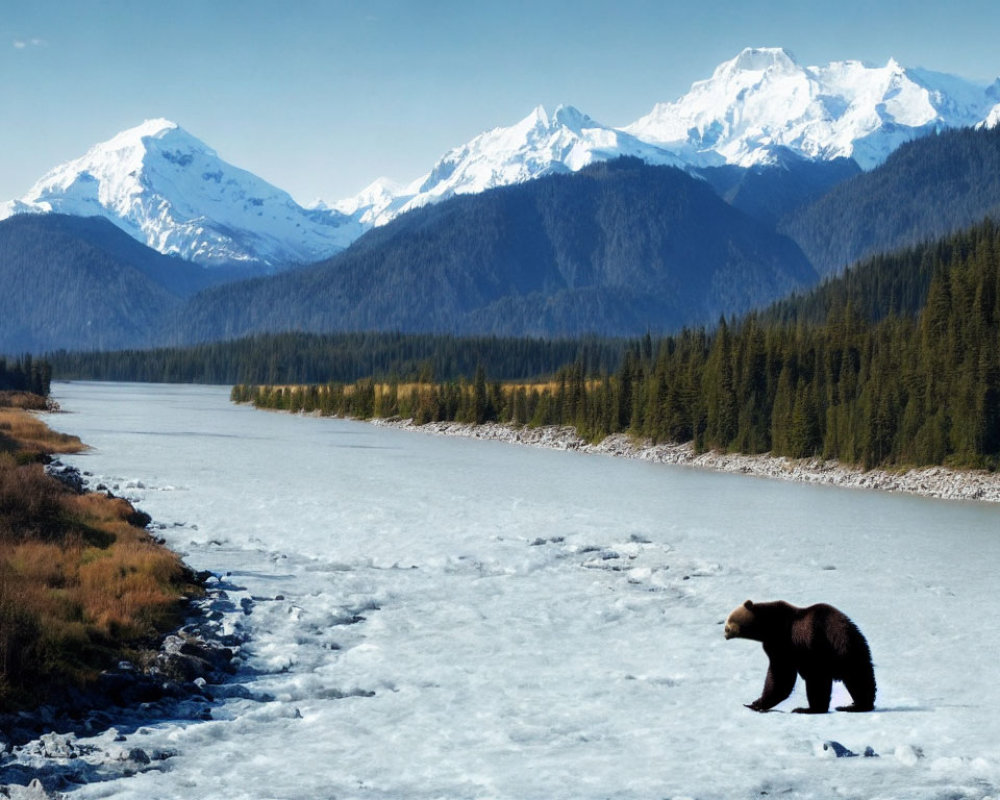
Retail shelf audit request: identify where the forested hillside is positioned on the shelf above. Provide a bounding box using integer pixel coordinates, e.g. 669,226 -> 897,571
0,215 -> 192,353
0,214 -> 263,354
781,126 -> 1000,276
176,159 -> 815,341
698,156 -> 861,226
240,219 -> 1000,471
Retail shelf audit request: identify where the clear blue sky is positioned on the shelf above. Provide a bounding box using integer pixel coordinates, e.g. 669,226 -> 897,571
4,0 -> 1000,206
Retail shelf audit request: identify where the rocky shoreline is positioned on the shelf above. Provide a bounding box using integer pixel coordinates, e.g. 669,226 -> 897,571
370,418 -> 1000,504
0,600 -> 242,796
1,584 -> 249,799
1,463 -> 248,798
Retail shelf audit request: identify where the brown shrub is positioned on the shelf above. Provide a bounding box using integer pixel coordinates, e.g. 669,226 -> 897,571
0,392 -> 49,411
0,456 -> 67,542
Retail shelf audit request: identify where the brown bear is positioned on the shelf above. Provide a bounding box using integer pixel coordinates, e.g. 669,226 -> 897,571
724,599 -> 876,713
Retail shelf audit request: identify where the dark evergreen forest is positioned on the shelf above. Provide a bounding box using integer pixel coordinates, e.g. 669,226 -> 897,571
237,219 -> 1000,471
0,356 -> 51,396
48,332 -> 625,385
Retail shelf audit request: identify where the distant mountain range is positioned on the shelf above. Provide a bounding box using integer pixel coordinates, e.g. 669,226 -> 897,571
337,46 -> 1000,229
3,47 -> 999,274
9,121 -> 1000,353
5,47 -> 1000,354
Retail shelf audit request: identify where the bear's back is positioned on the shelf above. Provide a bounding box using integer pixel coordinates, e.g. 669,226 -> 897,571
790,603 -> 871,677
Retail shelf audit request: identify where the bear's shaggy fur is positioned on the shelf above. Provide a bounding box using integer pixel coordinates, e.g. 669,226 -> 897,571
725,599 -> 876,713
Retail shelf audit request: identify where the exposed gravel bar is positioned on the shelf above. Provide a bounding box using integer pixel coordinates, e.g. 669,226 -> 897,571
370,418 -> 1000,504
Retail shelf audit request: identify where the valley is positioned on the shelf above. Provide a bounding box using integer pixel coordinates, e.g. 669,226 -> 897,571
5,29 -> 1000,800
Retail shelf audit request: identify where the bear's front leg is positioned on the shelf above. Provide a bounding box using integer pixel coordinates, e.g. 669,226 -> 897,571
748,656 -> 796,712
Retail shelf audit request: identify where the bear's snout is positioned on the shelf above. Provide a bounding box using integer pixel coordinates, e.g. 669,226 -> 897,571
724,622 -> 739,639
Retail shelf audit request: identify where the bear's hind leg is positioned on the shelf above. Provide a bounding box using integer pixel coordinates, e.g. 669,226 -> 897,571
793,674 -> 831,714
838,670 -> 876,712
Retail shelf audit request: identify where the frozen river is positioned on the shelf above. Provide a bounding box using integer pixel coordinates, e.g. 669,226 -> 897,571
17,381 -> 1000,798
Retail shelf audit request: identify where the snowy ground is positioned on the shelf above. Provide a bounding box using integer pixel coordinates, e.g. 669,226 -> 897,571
8,382 -> 1000,799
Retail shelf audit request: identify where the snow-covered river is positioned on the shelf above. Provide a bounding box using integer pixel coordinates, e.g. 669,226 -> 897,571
22,381 -> 1000,798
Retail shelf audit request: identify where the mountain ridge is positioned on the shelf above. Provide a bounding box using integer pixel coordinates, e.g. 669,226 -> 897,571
3,47 -> 998,268
341,47 -> 1000,227
780,125 -> 1000,276
175,159 -> 816,343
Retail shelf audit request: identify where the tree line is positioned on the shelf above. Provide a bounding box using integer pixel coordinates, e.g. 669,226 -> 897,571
0,355 -> 51,396
48,331 -> 625,386
237,219 -> 1000,471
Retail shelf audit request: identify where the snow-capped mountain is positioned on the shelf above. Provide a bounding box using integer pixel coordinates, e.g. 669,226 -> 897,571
624,47 -> 1000,170
335,104 -> 684,226
336,49 -> 999,228
978,103 -> 1000,130
0,119 -> 364,269
5,48 -> 999,264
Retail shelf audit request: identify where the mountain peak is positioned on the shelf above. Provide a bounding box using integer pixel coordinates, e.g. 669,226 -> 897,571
625,48 -> 998,170
552,104 -> 594,131
884,56 -> 904,73
1,119 -> 363,268
92,118 -> 190,156
127,117 -> 180,138
718,46 -> 800,76
515,104 -> 598,135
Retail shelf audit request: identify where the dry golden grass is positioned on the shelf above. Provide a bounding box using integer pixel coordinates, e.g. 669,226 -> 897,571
503,379 -> 606,393
0,408 -> 85,455
66,492 -> 140,527
78,549 -> 183,633
5,541 -> 77,588
0,408 -> 197,709
278,379 -> 602,398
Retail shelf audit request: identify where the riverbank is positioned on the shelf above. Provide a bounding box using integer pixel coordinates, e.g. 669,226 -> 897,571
1,401 -> 243,795
0,404 -> 210,708
370,418 -> 1000,503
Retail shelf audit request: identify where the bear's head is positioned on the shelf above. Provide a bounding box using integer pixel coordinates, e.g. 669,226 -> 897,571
725,600 -> 762,641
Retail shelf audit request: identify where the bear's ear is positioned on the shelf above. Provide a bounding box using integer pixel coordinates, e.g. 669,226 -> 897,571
744,600 -> 754,610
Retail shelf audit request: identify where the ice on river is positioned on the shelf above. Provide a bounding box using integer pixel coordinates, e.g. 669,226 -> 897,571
10,382 -> 1000,799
